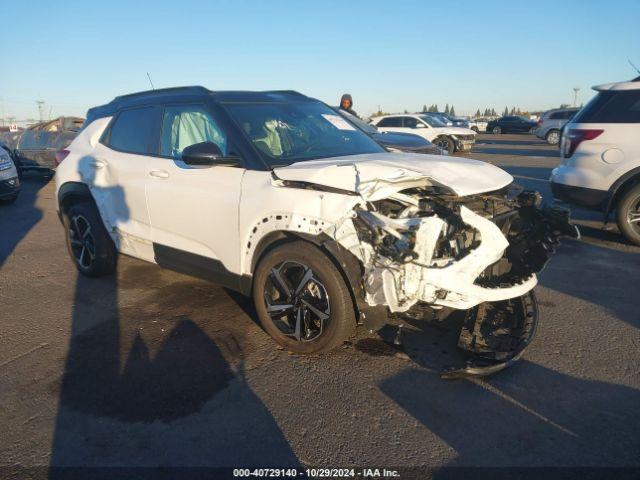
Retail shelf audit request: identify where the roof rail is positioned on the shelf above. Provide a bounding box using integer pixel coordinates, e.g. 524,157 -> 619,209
267,90 -> 307,97
110,85 -> 210,103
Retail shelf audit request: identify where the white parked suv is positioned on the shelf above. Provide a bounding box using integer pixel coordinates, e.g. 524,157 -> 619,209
550,78 -> 640,245
55,87 -> 575,376
370,114 -> 476,154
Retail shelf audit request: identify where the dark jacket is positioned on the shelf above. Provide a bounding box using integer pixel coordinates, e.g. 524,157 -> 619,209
339,94 -> 359,118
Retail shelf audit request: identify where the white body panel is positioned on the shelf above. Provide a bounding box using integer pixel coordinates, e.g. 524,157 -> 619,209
145,156 -> 244,271
272,152 -> 513,198
55,117 -> 155,261
551,121 -> 640,192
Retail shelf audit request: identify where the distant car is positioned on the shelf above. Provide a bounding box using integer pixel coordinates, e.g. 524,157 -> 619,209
0,144 -> 20,204
468,119 -> 487,133
486,116 -> 537,134
422,112 -> 469,128
370,114 -> 476,154
535,108 -> 579,145
334,108 -> 445,155
0,117 -> 84,174
551,77 -> 640,245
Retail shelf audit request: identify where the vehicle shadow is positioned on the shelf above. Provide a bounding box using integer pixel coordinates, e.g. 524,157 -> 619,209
538,239 -> 640,330
472,147 -> 560,158
378,360 -> 640,469
476,138 -> 544,146
49,159 -> 299,476
0,173 -> 49,268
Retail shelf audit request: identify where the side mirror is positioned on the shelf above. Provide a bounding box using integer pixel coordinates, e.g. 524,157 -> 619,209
181,142 -> 240,167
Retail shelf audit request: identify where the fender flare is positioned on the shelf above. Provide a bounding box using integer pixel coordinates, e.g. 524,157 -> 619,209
605,166 -> 640,216
249,230 -> 388,332
57,181 -> 94,213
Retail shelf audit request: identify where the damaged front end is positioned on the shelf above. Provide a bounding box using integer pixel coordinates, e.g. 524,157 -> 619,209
332,183 -> 579,377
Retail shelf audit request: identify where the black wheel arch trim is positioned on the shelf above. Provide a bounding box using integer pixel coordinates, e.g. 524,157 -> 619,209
58,181 -> 94,213
605,167 -> 640,217
250,230 -> 388,332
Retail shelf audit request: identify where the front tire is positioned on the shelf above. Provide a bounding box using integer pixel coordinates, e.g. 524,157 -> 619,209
545,129 -> 560,145
470,126 -> 479,133
616,184 -> 640,246
252,241 -> 356,354
63,202 -> 117,277
492,126 -> 502,134
433,136 -> 455,154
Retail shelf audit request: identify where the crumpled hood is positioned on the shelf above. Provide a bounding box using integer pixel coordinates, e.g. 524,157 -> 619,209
273,152 -> 513,199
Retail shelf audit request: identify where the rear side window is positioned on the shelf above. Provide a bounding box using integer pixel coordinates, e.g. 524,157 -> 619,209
573,91 -> 640,123
549,111 -> 564,120
107,107 -> 159,154
377,117 -> 402,127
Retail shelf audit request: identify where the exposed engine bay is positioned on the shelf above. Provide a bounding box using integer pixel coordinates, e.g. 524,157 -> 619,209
268,154 -> 579,376
328,183 -> 578,377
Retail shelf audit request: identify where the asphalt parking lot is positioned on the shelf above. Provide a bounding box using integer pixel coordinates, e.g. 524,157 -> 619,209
1,134 -> 639,477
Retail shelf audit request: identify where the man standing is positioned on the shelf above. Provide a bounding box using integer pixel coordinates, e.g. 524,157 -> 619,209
339,94 -> 359,118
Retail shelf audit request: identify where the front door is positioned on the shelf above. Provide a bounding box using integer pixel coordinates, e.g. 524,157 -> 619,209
145,103 -> 245,284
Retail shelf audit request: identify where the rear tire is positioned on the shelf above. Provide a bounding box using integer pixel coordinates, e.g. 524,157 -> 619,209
616,184 -> 640,246
492,126 -> 502,134
545,129 -> 560,145
63,202 -> 117,277
433,136 -> 455,154
252,241 -> 356,354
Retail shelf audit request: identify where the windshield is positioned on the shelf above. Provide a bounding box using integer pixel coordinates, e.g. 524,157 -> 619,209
419,114 -> 446,128
333,107 -> 379,135
226,102 -> 385,167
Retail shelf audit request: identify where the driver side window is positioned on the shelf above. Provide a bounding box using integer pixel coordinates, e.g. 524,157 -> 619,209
160,105 -> 227,159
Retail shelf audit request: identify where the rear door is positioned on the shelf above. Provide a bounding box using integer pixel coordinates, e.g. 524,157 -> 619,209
145,102 -> 245,281
86,106 -> 161,261
375,116 -> 404,133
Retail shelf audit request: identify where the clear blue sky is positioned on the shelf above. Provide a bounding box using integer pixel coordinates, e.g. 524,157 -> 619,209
1,0 -> 639,122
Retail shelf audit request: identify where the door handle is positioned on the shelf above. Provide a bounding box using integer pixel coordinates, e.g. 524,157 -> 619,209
149,170 -> 169,179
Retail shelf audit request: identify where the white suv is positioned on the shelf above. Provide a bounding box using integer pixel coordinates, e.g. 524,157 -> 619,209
55,87 -> 575,375
550,78 -> 640,245
370,114 -> 476,154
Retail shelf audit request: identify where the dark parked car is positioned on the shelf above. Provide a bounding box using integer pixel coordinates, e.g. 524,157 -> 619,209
486,116 -> 537,134
0,142 -> 21,203
334,108 -> 445,155
0,116 -> 84,174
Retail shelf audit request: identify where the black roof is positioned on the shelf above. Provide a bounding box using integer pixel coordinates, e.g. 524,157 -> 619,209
85,87 -> 314,124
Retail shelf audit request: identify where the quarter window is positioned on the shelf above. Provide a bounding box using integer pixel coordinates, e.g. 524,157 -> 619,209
160,105 -> 227,158
108,107 -> 158,154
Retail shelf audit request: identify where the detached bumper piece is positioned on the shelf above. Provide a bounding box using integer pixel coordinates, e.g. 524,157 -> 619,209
441,291 -> 538,379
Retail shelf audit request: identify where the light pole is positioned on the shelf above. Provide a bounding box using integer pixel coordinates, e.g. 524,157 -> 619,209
573,88 -> 580,107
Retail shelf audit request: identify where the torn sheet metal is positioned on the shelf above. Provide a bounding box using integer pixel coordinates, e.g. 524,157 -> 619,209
332,205 -> 537,313
252,151 -> 573,315
273,152 -> 514,199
